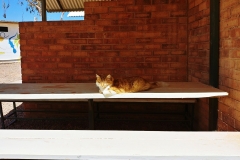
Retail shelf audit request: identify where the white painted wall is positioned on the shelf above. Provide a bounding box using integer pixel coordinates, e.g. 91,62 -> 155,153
0,22 -> 20,61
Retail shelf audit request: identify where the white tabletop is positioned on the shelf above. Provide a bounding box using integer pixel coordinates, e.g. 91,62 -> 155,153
0,130 -> 239,159
0,82 -> 228,101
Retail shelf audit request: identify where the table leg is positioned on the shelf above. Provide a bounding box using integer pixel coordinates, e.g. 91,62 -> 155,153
88,99 -> 94,130
0,102 -> 5,129
191,103 -> 195,131
12,102 -> 18,123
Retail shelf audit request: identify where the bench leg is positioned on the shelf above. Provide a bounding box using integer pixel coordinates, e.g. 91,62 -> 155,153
88,99 -> 94,130
0,102 -> 5,129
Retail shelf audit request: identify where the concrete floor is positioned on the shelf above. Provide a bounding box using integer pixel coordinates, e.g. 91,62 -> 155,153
0,61 -> 22,116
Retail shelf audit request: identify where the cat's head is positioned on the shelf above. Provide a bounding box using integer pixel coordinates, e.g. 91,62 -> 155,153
96,74 -> 114,91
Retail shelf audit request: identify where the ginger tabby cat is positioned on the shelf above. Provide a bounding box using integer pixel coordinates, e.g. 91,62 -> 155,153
96,74 -> 168,96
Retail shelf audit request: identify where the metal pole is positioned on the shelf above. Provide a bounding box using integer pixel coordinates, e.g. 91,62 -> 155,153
13,102 -> 18,122
88,99 -> 94,130
41,0 -> 47,21
209,0 -> 220,131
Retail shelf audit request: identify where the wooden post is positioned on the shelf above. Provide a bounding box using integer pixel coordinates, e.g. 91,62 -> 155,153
41,0 -> 47,21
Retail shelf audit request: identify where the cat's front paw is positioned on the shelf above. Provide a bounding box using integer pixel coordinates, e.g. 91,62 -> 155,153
103,89 -> 117,97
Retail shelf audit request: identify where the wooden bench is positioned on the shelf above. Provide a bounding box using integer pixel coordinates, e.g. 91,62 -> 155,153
0,82 -> 228,130
0,130 -> 239,159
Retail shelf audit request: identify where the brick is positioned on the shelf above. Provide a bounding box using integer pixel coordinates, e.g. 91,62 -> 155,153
81,57 -> 96,63
135,0 -> 152,5
34,45 -> 49,51
222,17 -> 239,29
25,27 -> 41,32
236,120 -> 240,131
88,39 -> 103,44
231,4 -> 240,16
58,63 -> 72,68
230,109 -> 240,122
101,1 -> 118,7
136,38 -> 152,43
119,51 -> 135,56
95,20 -> 113,26
145,44 -> 161,50
229,28 -> 239,38
64,45 -> 80,51
170,11 -> 187,17
129,45 -> 145,50
136,51 -> 152,56
80,33 -> 95,38
120,38 -> 135,44
117,13 -> 134,19
103,26 -> 120,31
100,13 -> 118,19
151,11 -> 170,18
104,32 -> 128,38
152,38 -> 168,43
112,45 -> 128,50
153,51 -> 169,55
109,7 -> 126,12
70,39 -> 87,44
88,51 -> 118,57
162,44 -> 178,49
218,120 -> 228,131
145,57 -> 161,62
135,13 -> 151,18
153,0 -> 169,4
119,63 -> 137,68
104,39 -> 120,44
93,7 -> 109,14
85,14 -> 100,20
199,1 -> 209,11
65,33 -> 79,38
220,0 -> 238,10
127,6 -> 144,12
82,43 -> 97,49
72,51 -> 88,57
119,26 -> 136,31
96,45 -> 112,50
85,1 -> 101,7
117,0 -> 135,6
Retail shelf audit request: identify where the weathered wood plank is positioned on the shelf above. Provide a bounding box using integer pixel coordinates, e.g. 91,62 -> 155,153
0,130 -> 239,159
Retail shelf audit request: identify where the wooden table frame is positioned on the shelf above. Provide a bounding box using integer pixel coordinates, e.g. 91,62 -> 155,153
0,82 -> 228,130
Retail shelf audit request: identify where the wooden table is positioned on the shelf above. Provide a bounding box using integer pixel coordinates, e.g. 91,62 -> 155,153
0,82 -> 228,129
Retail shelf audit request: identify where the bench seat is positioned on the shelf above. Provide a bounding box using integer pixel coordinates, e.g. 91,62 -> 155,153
0,130 -> 239,159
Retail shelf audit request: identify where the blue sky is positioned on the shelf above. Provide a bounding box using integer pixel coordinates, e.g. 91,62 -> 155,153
0,1 -> 84,22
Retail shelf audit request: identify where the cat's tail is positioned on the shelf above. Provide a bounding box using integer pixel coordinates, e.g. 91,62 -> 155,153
150,81 -> 169,88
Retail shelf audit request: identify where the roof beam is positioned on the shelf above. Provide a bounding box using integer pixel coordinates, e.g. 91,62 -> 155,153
56,0 -> 64,11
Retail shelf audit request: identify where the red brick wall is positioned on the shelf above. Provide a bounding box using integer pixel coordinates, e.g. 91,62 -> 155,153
19,0 -> 194,127
188,0 -> 210,130
218,0 -> 240,131
20,0 -> 188,83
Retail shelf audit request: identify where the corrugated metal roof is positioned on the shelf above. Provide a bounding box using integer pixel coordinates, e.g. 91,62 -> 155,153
40,0 -> 111,12
0,21 -> 19,24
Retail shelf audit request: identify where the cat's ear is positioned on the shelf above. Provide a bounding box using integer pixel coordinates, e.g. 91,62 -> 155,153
96,74 -> 101,79
106,74 -> 112,79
